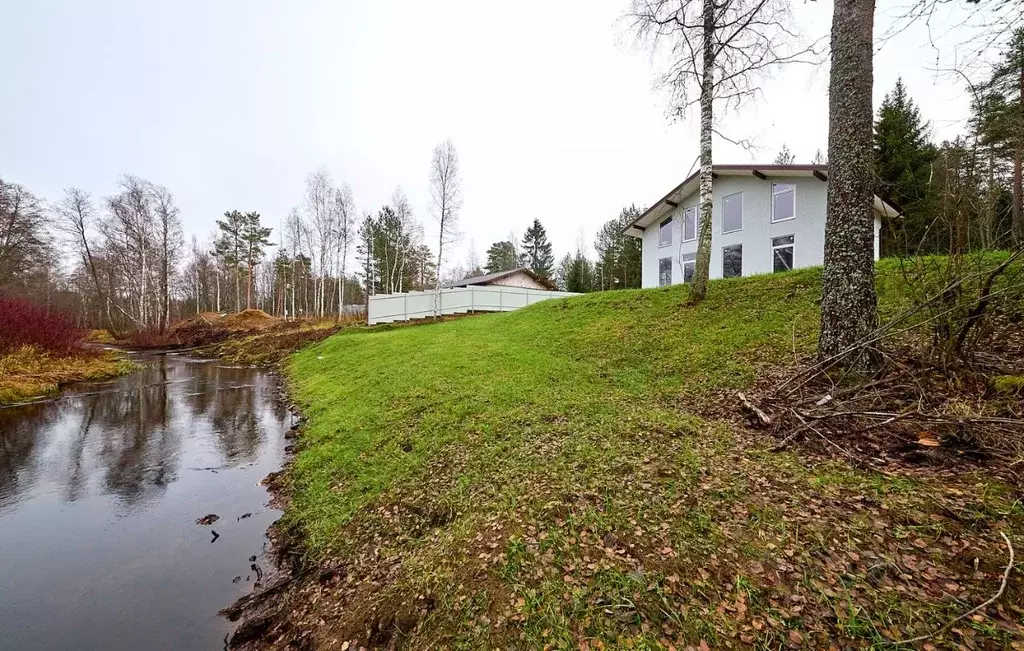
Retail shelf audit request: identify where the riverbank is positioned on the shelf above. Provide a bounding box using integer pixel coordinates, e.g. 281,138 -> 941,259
0,353 -> 291,649
0,345 -> 136,406
232,262 -> 1024,649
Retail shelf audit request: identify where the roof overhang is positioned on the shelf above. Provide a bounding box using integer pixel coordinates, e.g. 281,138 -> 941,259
622,165 -> 904,238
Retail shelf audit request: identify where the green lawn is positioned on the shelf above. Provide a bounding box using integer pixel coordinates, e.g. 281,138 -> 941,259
281,262 -> 1023,649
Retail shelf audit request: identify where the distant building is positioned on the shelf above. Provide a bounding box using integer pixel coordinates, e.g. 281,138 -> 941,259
443,267 -> 558,291
624,164 -> 900,288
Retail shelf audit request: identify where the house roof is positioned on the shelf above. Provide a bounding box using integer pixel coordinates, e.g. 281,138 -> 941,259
623,164 -> 904,238
443,267 -> 558,291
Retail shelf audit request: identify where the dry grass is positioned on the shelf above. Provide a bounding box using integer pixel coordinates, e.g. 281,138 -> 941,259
0,345 -> 136,405
207,321 -> 348,366
83,329 -> 118,344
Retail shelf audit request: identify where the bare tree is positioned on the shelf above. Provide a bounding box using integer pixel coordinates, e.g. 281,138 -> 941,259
285,207 -> 308,320
428,139 -> 463,316
0,178 -> 50,290
55,187 -> 127,329
151,184 -> 182,332
391,187 -> 422,294
630,0 -> 818,301
304,167 -> 335,317
818,0 -> 878,365
334,184 -> 356,316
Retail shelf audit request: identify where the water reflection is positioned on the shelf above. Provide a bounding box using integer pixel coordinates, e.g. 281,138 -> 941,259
0,354 -> 289,650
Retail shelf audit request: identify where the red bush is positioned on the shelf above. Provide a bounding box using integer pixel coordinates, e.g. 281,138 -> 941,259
0,295 -> 84,355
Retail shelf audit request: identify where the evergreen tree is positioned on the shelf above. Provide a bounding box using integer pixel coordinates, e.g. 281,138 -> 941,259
213,210 -> 247,312
564,250 -> 595,293
873,78 -> 938,254
983,28 -> 1024,244
774,144 -> 795,165
594,205 -> 642,289
484,241 -> 518,274
240,212 -> 273,310
519,218 -> 554,280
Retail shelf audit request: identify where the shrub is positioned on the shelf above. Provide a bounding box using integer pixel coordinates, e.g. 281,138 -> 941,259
0,295 -> 84,355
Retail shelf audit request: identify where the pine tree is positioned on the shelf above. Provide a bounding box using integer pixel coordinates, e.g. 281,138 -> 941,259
873,78 -> 938,254
241,212 -> 273,310
213,210 -> 247,312
984,28 -> 1024,244
484,241 -> 518,274
519,219 -> 554,280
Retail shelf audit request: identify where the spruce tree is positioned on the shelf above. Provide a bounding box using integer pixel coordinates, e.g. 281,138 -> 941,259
984,28 -> 1024,244
873,78 -> 938,254
484,241 -> 518,274
519,219 -> 554,280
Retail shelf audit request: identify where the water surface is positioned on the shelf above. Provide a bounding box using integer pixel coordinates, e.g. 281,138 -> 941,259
0,354 -> 289,650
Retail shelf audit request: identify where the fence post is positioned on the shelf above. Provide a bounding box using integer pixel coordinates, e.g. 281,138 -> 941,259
404,293 -> 408,321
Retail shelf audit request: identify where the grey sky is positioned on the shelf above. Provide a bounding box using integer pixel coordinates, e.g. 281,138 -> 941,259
1,0 -> 987,269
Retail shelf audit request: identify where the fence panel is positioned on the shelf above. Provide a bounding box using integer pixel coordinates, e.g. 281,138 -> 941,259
368,285 -> 577,324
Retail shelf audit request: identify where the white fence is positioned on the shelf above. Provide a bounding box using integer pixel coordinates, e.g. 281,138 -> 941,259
368,285 -> 577,325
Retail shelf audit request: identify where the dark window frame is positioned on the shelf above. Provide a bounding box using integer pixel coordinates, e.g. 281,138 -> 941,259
722,244 -> 743,278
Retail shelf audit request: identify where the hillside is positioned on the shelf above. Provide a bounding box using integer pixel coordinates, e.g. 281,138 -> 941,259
258,264 -> 1023,649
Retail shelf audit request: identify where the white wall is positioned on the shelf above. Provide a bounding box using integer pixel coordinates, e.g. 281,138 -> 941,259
640,175 -> 881,288
491,270 -> 549,290
368,285 -> 576,324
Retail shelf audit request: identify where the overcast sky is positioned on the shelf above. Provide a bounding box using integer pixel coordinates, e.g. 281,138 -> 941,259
0,0 -> 992,269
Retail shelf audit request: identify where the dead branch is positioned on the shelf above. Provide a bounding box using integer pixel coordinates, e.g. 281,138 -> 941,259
738,391 -> 772,427
888,531 -> 1015,647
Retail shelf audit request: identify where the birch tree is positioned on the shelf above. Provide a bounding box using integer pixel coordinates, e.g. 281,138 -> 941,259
56,188 -> 117,328
334,184 -> 356,315
152,184 -> 183,332
428,139 -> 462,316
304,168 -> 335,317
630,0 -> 816,301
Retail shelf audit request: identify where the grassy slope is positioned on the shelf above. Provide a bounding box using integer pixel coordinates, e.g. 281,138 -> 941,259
284,263 -> 1023,649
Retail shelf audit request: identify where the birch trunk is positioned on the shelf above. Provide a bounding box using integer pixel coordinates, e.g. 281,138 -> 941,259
689,0 -> 716,302
818,0 -> 879,364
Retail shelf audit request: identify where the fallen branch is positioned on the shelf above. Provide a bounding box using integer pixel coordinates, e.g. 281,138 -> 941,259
888,531 -> 1015,647
738,392 -> 772,427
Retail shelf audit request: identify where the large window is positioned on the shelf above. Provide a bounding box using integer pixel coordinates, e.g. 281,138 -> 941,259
772,183 -> 795,222
722,192 -> 743,233
658,257 -> 672,286
659,217 -> 672,246
772,235 -> 794,273
683,206 -> 698,242
722,244 -> 742,278
682,252 -> 696,283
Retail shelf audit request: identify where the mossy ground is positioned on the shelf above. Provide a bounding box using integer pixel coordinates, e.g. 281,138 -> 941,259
262,262 -> 1023,650
0,345 -> 136,405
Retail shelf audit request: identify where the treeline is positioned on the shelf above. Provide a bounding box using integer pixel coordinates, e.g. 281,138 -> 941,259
875,45 -> 1023,255
464,210 -> 643,294
0,175 -> 185,334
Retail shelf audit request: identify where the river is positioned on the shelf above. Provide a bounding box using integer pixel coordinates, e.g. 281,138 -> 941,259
0,353 -> 289,650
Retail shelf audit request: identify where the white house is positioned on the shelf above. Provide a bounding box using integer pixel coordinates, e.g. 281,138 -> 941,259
443,267 -> 558,291
624,164 -> 900,288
